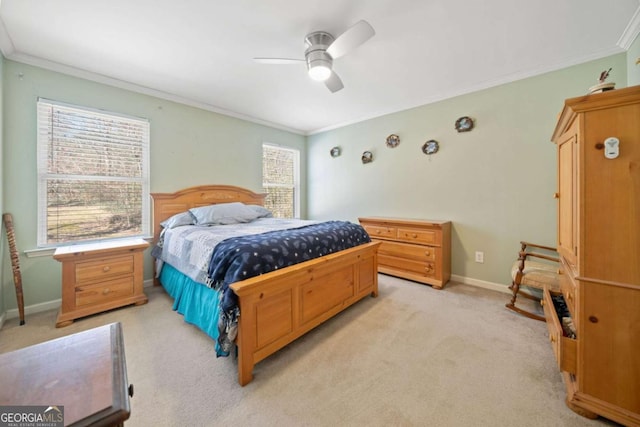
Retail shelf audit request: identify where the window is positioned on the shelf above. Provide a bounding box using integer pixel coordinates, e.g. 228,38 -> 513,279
262,144 -> 300,218
37,99 -> 150,246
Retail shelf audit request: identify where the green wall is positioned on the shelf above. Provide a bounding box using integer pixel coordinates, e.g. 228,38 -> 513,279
307,54 -> 628,289
1,60 -> 306,310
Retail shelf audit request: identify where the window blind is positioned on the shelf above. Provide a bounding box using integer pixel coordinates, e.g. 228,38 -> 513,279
37,99 -> 150,246
262,144 -> 300,218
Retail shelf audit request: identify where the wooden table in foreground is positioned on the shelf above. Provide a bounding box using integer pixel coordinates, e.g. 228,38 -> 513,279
0,322 -> 132,426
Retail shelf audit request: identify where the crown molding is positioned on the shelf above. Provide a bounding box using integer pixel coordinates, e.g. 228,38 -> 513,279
617,2 -> 640,49
5,52 -> 306,136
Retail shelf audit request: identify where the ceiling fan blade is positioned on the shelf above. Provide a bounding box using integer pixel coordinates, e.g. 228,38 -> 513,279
325,72 -> 344,93
326,20 -> 375,59
253,57 -> 304,65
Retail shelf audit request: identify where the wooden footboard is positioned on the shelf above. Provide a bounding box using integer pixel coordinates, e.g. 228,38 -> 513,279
151,185 -> 381,385
231,241 -> 380,385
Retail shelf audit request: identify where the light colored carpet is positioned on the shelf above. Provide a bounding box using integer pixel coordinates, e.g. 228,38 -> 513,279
0,275 -> 617,427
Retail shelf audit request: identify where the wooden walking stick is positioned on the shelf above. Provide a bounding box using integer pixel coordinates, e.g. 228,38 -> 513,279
3,213 -> 25,325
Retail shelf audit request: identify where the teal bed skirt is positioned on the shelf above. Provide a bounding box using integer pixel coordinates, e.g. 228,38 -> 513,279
159,263 -> 221,343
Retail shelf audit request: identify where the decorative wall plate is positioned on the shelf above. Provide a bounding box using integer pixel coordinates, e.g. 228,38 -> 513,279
386,134 -> 400,148
422,140 -> 439,155
330,146 -> 341,157
361,151 -> 373,164
455,116 -> 474,132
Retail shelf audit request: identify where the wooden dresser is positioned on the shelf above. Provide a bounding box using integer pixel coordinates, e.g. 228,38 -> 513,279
54,239 -> 149,327
358,217 -> 451,289
548,85 -> 640,425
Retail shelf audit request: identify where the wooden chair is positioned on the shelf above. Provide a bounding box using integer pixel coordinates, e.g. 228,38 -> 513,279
3,213 -> 25,325
505,241 -> 560,321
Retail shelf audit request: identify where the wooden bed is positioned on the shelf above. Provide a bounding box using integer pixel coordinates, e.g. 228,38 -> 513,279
151,185 -> 380,385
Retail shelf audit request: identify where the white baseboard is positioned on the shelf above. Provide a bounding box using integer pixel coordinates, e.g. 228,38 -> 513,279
451,274 -> 511,294
5,298 -> 62,321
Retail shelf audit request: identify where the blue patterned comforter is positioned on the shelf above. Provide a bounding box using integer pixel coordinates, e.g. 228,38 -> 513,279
209,220 -> 371,356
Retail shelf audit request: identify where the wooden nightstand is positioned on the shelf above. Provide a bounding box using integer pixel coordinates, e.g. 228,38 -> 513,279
54,239 -> 149,327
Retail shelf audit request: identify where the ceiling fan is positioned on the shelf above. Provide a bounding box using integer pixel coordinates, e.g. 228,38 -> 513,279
254,20 -> 375,93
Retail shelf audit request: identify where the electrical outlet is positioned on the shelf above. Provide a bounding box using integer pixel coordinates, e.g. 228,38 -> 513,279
475,251 -> 484,263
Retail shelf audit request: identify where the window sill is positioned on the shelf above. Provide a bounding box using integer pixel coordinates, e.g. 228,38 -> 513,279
24,248 -> 56,258
24,237 -> 153,258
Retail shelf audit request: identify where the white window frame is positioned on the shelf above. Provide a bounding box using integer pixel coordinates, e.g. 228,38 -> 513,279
36,98 -> 150,247
262,143 -> 300,218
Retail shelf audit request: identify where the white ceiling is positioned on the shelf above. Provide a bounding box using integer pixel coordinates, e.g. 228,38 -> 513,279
1,0 -> 639,135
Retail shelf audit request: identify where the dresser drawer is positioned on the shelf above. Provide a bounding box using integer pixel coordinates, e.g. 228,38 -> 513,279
363,225 -> 396,239
396,227 -> 440,246
379,240 -> 436,261
76,277 -> 134,307
379,255 -> 436,278
75,255 -> 135,284
542,287 -> 577,375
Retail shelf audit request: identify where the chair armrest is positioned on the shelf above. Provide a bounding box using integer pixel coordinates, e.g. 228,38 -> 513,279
519,252 -> 559,263
520,241 -> 557,252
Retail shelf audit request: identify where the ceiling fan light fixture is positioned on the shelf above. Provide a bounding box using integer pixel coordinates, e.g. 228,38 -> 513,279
308,62 -> 332,81
306,49 -> 333,81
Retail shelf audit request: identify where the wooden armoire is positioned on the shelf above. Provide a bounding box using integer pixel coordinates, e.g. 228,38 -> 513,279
548,85 -> 640,425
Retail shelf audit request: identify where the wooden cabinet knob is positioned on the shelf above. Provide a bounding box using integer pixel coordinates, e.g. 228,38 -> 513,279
553,192 -> 560,199
589,316 -> 598,323
425,250 -> 430,256
102,288 -> 110,295
412,233 -> 418,238
103,266 -> 111,272
550,335 -> 556,343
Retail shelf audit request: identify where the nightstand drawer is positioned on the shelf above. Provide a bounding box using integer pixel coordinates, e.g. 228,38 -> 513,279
363,225 -> 396,239
76,277 -> 134,307
379,240 -> 436,261
397,227 -> 440,246
75,255 -> 135,284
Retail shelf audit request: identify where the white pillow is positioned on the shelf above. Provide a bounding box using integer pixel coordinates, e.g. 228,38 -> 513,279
189,202 -> 261,225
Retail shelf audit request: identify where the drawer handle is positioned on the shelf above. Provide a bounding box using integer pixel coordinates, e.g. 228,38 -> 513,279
412,233 -> 418,238
129,384 -> 134,397
102,288 -> 111,295
549,335 -> 556,343
103,266 -> 111,272
589,316 -> 598,323
566,293 -> 572,301
425,265 -> 433,272
425,250 -> 430,256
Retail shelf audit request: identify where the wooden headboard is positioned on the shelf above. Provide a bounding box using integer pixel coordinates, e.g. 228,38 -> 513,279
150,185 -> 266,244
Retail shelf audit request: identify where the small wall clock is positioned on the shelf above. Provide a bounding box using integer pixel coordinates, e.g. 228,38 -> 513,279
455,116 -> 474,132
422,140 -> 439,155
